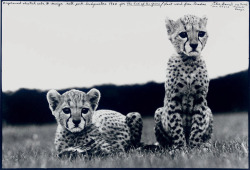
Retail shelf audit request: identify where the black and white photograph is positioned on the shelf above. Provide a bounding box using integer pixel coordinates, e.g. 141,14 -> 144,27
2,1 -> 249,168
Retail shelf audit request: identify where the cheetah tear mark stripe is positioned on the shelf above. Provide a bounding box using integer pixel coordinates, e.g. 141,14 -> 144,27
183,40 -> 187,52
81,116 -> 86,129
66,114 -> 72,128
199,38 -> 203,50
183,35 -> 189,53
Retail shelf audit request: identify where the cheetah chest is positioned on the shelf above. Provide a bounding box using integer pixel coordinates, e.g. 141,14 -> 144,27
166,58 -> 209,113
55,125 -> 102,153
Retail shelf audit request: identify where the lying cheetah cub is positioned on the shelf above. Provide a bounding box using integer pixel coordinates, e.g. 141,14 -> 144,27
154,15 -> 213,149
47,88 -> 142,158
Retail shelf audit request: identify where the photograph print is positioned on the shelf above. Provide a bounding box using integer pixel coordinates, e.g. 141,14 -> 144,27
2,1 -> 249,168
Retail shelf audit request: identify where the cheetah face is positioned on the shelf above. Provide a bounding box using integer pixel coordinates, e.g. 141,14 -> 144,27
165,15 -> 208,57
47,88 -> 100,133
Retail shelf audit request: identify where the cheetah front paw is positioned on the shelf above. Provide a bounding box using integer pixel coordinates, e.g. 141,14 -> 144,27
58,150 -> 78,160
57,147 -> 89,160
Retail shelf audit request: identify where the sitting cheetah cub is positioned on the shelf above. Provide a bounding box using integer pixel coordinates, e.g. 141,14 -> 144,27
154,15 -> 213,149
47,88 -> 142,158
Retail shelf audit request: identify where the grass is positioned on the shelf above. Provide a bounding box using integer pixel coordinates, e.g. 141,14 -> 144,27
2,112 -> 248,168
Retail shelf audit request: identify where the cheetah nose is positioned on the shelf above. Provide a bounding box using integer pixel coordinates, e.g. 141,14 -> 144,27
190,43 -> 198,50
73,119 -> 81,126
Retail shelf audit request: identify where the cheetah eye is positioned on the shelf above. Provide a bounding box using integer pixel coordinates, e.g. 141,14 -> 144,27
179,32 -> 187,38
198,31 -> 206,37
81,108 -> 89,114
62,108 -> 71,114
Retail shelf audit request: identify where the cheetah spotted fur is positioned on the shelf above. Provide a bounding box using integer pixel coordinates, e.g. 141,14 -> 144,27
47,88 -> 143,158
154,15 -> 213,149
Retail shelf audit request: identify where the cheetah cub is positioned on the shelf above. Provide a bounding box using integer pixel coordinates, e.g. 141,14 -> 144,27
47,88 -> 142,158
154,15 -> 213,149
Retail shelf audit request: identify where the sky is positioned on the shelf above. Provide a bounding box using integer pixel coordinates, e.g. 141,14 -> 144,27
2,1 -> 249,92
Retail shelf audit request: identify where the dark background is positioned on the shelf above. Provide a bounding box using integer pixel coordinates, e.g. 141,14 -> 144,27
2,70 -> 248,124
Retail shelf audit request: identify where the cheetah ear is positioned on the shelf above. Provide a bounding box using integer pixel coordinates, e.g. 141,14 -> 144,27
165,17 -> 175,35
47,89 -> 61,112
87,88 -> 101,110
200,15 -> 208,27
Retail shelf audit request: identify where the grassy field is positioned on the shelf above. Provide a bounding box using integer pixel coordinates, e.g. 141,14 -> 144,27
2,112 -> 248,168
